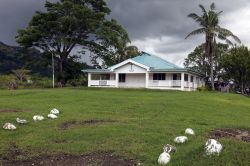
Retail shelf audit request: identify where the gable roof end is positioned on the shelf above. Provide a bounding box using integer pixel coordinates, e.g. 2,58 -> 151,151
109,59 -> 150,71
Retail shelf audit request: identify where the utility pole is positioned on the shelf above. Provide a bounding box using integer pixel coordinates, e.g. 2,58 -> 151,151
52,54 -> 55,88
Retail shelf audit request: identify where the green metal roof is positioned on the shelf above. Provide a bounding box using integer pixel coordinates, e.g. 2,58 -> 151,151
131,52 -> 182,70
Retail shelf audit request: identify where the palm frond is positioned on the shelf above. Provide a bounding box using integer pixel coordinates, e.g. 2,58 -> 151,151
210,3 -> 216,10
216,27 -> 241,43
217,33 -> 233,45
188,13 -> 203,23
199,4 -> 207,15
185,28 -> 206,39
217,11 -> 223,15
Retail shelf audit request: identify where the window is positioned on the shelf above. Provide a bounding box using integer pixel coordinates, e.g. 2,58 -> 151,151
191,76 -> 194,82
119,74 -> 126,82
153,73 -> 166,80
100,74 -> 110,80
91,74 -> 110,80
91,74 -> 100,80
173,74 -> 181,80
184,74 -> 188,81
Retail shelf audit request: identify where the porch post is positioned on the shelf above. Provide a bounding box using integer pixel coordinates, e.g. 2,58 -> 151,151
188,74 -> 191,91
88,73 -> 91,87
181,72 -> 184,90
194,76 -> 197,89
145,72 -> 149,88
115,73 -> 119,88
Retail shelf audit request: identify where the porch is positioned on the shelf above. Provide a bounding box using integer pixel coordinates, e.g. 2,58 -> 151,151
87,72 -> 204,90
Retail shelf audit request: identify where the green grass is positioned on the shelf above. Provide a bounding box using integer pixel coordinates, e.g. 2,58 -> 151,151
0,88 -> 250,165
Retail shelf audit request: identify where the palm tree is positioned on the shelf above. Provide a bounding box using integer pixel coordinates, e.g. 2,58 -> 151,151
185,3 -> 241,90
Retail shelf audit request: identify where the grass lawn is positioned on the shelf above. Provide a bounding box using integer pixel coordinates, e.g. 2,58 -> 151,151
0,88 -> 250,165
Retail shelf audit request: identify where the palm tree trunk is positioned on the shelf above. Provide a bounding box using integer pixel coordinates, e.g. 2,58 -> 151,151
210,38 -> 217,91
210,56 -> 215,90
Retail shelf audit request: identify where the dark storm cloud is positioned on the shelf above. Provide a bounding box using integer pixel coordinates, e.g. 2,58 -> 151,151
0,0 -> 249,65
106,0 -> 248,41
106,0 -> 250,65
0,0 -> 57,46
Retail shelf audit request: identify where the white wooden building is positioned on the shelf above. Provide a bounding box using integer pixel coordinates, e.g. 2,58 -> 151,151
83,52 -> 205,91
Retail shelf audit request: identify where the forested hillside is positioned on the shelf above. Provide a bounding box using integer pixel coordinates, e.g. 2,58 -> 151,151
0,41 -> 50,76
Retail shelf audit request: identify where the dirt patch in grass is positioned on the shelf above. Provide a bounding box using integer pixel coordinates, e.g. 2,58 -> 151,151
0,143 -> 30,162
1,151 -> 138,166
59,120 -> 78,129
0,109 -> 31,113
50,139 -> 69,144
59,119 -> 117,130
209,128 -> 250,143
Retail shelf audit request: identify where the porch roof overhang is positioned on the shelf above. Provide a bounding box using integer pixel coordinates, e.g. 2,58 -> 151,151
150,68 -> 204,77
82,69 -> 113,73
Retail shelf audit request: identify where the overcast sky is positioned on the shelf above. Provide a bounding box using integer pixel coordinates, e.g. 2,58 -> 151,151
1,0 -> 250,66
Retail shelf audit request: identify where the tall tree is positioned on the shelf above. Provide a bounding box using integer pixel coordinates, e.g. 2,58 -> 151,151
220,46 -> 250,93
16,0 -> 128,85
185,3 -> 240,90
184,43 -> 229,81
88,19 -> 140,67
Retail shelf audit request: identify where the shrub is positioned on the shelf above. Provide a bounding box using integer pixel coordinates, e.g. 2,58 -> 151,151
197,86 -> 209,91
0,75 -> 18,89
31,76 -> 53,88
66,75 -> 88,87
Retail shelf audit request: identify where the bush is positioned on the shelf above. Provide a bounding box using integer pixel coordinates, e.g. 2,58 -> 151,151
31,76 -> 53,88
197,86 -> 209,91
66,75 -> 88,87
0,73 -> 87,89
0,75 -> 18,89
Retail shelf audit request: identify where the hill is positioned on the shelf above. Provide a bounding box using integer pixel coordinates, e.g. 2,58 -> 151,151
0,41 -> 50,75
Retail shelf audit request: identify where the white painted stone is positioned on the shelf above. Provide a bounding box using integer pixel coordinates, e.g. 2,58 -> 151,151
16,118 -> 27,124
174,136 -> 188,144
50,108 -> 60,114
33,115 -> 44,121
157,144 -> 176,165
3,123 -> 16,130
163,144 -> 176,153
158,152 -> 171,165
185,128 -> 195,135
205,139 -> 223,155
48,113 -> 58,119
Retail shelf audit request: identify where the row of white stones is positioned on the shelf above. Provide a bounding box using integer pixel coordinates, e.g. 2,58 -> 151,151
2,108 -> 60,130
158,128 -> 223,165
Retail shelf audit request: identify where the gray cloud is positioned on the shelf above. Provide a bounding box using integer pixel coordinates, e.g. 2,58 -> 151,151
106,0 -> 248,41
106,0 -> 250,65
0,0 -> 57,45
0,0 -> 249,65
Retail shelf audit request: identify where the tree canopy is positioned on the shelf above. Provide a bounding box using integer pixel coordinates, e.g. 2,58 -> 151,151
16,0 -> 129,84
220,46 -> 250,93
88,19 -> 140,67
184,43 -> 229,78
186,3 -> 240,90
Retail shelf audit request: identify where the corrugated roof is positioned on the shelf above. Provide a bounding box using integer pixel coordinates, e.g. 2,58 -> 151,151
131,52 -> 182,69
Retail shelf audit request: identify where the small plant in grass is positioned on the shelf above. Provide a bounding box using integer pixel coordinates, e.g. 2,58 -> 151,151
197,86 -> 209,91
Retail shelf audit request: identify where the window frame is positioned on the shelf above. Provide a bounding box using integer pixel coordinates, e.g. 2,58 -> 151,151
184,74 -> 188,81
119,74 -> 126,82
173,73 -> 181,80
191,76 -> 194,82
153,73 -> 166,80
